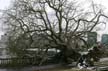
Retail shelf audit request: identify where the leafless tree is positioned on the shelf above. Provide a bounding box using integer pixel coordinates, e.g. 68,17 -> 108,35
2,0 -> 108,64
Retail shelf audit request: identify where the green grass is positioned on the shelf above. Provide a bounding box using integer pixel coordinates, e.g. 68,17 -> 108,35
34,67 -> 95,71
34,60 -> 108,71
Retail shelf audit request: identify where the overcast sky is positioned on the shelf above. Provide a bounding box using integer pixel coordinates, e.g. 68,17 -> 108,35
0,0 -> 11,10
0,0 -> 108,41
0,0 -> 11,37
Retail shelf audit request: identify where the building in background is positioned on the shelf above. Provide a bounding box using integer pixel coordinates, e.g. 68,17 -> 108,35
0,34 -> 9,58
101,34 -> 108,46
87,32 -> 97,47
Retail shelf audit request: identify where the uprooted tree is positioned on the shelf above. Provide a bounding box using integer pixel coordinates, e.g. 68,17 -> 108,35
2,0 -> 108,64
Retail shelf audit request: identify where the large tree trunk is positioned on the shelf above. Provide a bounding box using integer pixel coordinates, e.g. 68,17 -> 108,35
58,46 -> 81,64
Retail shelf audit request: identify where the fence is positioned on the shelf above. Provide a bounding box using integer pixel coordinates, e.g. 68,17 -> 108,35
0,57 -> 40,67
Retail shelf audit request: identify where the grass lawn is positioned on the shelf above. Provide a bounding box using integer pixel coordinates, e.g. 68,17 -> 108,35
34,60 -> 108,71
35,68 -> 95,71
34,66 -> 95,71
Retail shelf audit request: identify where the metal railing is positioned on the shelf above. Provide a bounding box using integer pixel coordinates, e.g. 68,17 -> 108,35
0,57 -> 39,67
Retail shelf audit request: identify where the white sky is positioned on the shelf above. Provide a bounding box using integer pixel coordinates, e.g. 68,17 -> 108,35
0,0 -> 108,41
0,0 -> 11,10
0,0 -> 11,36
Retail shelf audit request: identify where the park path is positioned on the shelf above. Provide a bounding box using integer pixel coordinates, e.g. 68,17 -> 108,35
100,57 -> 108,62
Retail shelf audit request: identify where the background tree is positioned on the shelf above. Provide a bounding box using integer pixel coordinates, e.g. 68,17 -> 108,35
2,0 -> 108,64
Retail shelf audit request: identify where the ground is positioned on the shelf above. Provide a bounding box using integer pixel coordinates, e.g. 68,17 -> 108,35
34,58 -> 108,71
35,67 -> 95,71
